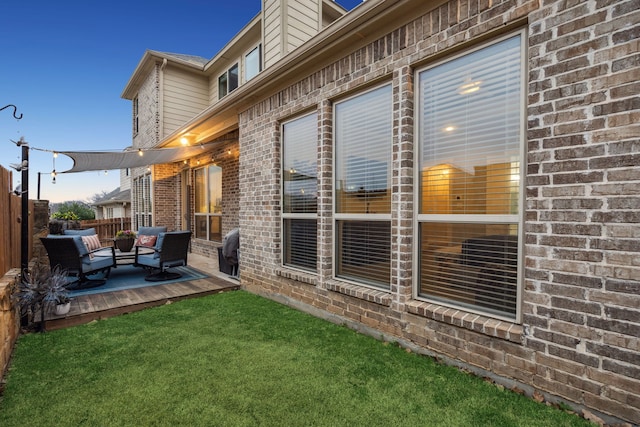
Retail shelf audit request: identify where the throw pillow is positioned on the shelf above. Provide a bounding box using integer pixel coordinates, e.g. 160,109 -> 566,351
136,234 -> 157,248
81,234 -> 102,259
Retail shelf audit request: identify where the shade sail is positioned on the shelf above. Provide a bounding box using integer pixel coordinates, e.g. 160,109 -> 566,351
59,143 -> 216,173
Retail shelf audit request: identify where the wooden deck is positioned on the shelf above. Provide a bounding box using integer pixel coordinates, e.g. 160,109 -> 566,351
44,253 -> 240,331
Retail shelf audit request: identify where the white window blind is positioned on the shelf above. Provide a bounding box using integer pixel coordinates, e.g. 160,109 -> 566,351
417,34 -> 523,319
335,85 -> 392,288
283,113 -> 317,271
335,85 -> 392,214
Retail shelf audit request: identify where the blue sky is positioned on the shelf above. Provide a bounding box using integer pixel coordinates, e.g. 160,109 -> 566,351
0,0 -> 364,203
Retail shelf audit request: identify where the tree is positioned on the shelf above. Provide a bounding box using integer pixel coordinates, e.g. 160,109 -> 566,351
88,190 -> 112,204
51,201 -> 95,220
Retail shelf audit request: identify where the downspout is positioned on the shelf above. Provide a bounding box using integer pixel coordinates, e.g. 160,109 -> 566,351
159,58 -> 167,141
151,58 -> 167,227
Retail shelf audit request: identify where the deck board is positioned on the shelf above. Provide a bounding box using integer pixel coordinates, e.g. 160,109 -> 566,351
44,266 -> 240,331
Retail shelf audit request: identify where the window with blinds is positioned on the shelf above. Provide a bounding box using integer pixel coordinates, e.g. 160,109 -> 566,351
133,173 -> 152,229
282,113 -> 318,271
335,84 -> 392,288
416,33 -> 524,319
195,165 -> 222,241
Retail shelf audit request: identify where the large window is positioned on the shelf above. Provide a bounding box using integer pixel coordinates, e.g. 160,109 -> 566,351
282,113 -> 317,271
245,45 -> 261,82
218,63 -> 239,99
334,84 -> 392,288
194,165 -> 223,241
416,33 -> 524,319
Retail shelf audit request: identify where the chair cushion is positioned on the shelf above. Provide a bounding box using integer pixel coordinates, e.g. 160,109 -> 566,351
81,254 -> 114,273
136,235 -> 157,247
154,233 -> 166,258
138,226 -> 167,236
63,228 -> 97,236
47,234 -> 89,257
136,253 -> 160,268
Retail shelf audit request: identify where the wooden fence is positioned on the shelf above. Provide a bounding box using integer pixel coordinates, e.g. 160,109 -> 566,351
0,166 -> 26,278
80,217 -> 132,245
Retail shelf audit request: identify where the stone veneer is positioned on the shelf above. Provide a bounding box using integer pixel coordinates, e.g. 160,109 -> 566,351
237,0 -> 639,424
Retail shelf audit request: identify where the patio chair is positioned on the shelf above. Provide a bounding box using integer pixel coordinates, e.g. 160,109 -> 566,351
40,236 -> 116,289
134,231 -> 192,281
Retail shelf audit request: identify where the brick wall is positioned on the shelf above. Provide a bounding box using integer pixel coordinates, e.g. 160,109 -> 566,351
238,0 -> 640,424
527,0 -> 640,423
153,132 -> 240,258
153,163 -> 181,231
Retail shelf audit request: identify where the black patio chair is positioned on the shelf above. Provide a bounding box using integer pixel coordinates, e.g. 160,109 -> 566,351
134,231 -> 192,281
40,236 -> 116,289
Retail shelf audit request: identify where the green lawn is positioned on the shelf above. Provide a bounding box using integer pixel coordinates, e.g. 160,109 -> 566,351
0,291 -> 592,426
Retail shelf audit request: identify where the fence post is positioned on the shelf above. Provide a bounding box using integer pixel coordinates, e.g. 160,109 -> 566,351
20,144 -> 29,280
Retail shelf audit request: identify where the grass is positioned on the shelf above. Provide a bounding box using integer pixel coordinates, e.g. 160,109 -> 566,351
0,290 -> 593,426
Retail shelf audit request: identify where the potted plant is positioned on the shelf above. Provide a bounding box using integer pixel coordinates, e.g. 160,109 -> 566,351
13,263 -> 72,332
45,269 -> 72,316
115,229 -> 137,252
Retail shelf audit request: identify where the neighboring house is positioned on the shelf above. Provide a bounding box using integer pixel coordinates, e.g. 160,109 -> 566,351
91,168 -> 132,219
121,0 -> 640,424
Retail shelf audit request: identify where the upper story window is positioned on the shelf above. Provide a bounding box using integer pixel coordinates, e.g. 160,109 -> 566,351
416,33 -> 524,321
218,63 -> 239,99
133,96 -> 139,135
245,45 -> 262,82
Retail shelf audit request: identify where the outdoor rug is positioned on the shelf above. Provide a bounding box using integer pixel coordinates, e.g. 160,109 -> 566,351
68,264 -> 208,297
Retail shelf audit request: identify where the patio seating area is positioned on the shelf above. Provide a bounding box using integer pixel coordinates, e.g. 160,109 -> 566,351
43,252 -> 240,330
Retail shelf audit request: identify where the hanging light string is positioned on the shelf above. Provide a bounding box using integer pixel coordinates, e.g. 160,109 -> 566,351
51,151 -> 57,182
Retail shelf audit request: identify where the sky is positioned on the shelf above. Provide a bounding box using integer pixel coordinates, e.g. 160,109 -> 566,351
0,0 -> 364,203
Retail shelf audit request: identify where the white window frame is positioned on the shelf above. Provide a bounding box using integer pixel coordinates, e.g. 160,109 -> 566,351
133,172 -> 152,229
413,31 -> 527,322
333,83 -> 393,290
281,112 -> 318,272
244,44 -> 262,83
218,63 -> 239,99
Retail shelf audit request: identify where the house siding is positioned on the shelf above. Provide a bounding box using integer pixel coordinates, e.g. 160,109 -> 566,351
134,64 -> 161,151
237,0 -> 640,425
162,66 -> 208,138
262,0 -> 322,68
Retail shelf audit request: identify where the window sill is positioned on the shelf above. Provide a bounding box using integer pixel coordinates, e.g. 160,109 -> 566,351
326,280 -> 392,307
405,301 -> 524,344
276,268 -> 317,286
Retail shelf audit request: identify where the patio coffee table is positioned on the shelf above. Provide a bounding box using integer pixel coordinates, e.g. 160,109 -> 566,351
113,247 -> 154,266
94,247 -> 154,266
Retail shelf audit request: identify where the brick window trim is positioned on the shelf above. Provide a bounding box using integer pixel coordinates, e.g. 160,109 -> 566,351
326,280 -> 393,307
406,301 -> 524,344
276,267 -> 318,286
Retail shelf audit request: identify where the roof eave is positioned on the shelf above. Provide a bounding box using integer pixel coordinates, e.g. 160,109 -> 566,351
159,0 -> 420,146
121,50 -> 207,100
